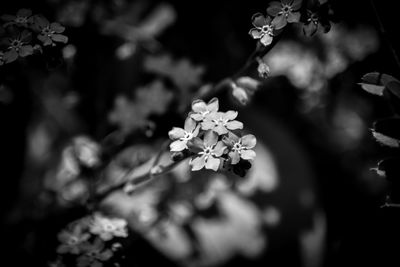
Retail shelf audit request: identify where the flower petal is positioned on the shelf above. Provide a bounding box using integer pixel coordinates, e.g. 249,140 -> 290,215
287,11 -> 301,23
241,134 -> 257,148
260,34 -> 273,46
184,117 -> 197,132
4,49 -> 18,63
213,141 -> 226,157
170,140 -> 187,152
303,22 -> 318,37
205,157 -> 221,171
34,15 -> 49,28
193,125 -> 200,137
291,0 -> 303,10
267,2 -> 283,16
168,127 -> 185,139
52,34 -> 68,43
226,120 -> 243,130
188,137 -> 204,152
229,151 -> 241,165
50,22 -> 65,33
207,97 -> 219,112
38,34 -> 52,46
249,28 -> 263,39
192,99 -> 207,113
224,110 -> 238,120
272,14 -> 287,29
19,45 -> 33,57
190,112 -> 204,121
201,119 -> 215,131
190,155 -> 206,171
204,130 -> 218,147
241,149 -> 256,161
251,13 -> 267,28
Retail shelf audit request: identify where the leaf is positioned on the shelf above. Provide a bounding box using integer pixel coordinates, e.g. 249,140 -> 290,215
372,131 -> 399,147
359,72 -> 399,96
358,83 -> 385,96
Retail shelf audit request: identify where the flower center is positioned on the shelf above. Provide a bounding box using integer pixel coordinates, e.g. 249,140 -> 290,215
15,17 -> 28,24
200,146 -> 214,159
261,25 -> 273,35
104,223 -> 115,231
42,26 -> 55,36
181,131 -> 194,141
67,236 -> 79,246
232,142 -> 243,153
308,13 -> 319,24
213,117 -> 228,126
281,4 -> 293,16
9,39 -> 23,50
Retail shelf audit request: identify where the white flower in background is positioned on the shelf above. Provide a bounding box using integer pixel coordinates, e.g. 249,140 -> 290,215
57,221 -> 90,255
73,136 -> 101,168
89,213 -> 128,241
77,238 -> 113,267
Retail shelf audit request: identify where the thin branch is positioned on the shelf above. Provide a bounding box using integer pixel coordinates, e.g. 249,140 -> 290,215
370,0 -> 400,73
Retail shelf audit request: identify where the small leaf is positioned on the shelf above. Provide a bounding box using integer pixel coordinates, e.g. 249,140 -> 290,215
358,83 -> 385,96
372,131 -> 400,147
361,72 -> 398,86
359,72 -> 399,96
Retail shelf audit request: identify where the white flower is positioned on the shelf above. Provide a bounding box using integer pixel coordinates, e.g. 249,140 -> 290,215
89,213 -> 128,241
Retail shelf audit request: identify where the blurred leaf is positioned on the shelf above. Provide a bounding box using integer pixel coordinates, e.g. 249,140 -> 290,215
359,72 -> 398,96
372,118 -> 400,147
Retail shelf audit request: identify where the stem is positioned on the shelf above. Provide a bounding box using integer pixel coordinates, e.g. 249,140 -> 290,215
93,155 -> 190,203
370,0 -> 400,73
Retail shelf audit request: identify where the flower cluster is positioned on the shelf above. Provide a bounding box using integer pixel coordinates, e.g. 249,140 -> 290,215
53,213 -> 128,267
168,98 -> 256,176
249,0 -> 334,46
0,9 -> 68,64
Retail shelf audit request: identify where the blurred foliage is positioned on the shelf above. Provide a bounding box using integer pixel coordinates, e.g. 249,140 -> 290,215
1,0 -> 400,267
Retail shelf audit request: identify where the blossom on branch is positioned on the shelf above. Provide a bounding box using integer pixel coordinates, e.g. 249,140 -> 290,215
189,130 -> 226,171
267,0 -> 302,29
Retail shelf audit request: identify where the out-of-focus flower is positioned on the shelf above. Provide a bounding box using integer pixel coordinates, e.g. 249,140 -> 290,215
257,58 -> 270,78
190,98 -> 219,122
169,117 -> 200,152
201,111 -> 243,135
77,238 -> 113,267
223,132 -> 257,164
267,0 -> 302,29
33,15 -> 68,46
189,131 -> 226,171
1,9 -> 33,28
89,213 -> 128,241
303,2 -> 332,37
1,28 -> 33,63
248,13 -> 275,46
231,77 -> 261,106
73,136 -> 101,168
57,221 -> 91,255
